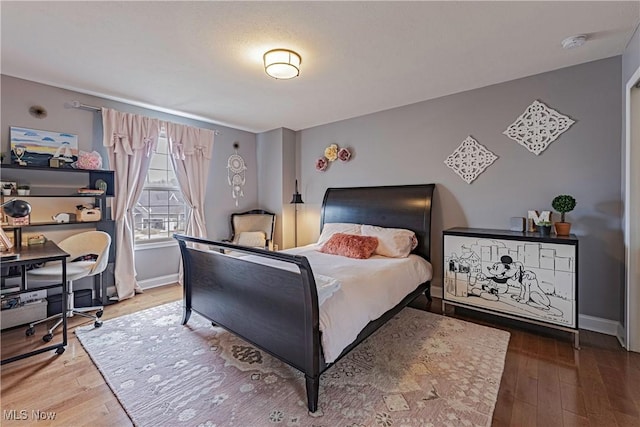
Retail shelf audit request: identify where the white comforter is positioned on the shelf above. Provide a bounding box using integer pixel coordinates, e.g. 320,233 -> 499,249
239,244 -> 432,363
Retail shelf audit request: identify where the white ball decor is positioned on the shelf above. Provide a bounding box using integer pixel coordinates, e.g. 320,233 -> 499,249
444,136 -> 498,184
503,100 -> 575,155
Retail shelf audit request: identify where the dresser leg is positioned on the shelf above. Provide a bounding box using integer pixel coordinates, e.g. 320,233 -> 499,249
574,331 -> 580,350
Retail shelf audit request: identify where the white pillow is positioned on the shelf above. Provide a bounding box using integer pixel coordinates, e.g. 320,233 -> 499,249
361,224 -> 417,258
237,231 -> 266,248
317,223 -> 362,246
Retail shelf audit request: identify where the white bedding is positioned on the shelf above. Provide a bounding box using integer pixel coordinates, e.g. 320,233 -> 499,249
238,244 -> 432,363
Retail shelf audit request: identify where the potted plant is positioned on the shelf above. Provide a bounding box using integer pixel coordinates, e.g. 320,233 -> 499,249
552,194 -> 576,236
17,184 -> 30,196
536,220 -> 553,237
2,183 -> 12,196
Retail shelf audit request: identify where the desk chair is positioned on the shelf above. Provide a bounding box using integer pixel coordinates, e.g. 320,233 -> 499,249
26,231 -> 111,342
226,209 -> 276,250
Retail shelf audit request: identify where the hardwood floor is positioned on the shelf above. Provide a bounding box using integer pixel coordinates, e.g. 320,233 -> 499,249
1,285 -> 639,426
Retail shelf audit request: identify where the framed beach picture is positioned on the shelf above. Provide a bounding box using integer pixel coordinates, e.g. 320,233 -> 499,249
10,126 -> 78,167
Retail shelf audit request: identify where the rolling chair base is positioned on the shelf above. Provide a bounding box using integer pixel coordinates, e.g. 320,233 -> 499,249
26,307 -> 103,342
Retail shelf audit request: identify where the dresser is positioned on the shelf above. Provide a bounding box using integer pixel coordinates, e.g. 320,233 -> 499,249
443,227 -> 579,348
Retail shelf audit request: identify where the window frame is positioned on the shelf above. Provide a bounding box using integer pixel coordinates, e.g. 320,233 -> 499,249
133,135 -> 190,246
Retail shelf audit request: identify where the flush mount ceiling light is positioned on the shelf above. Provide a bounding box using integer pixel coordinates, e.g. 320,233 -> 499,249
561,34 -> 587,49
263,49 -> 301,79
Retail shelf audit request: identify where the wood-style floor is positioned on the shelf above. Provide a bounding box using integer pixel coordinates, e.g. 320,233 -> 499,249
1,284 -> 639,427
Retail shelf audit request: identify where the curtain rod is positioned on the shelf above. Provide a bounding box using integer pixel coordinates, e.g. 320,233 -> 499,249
69,100 -> 221,135
71,100 -> 101,112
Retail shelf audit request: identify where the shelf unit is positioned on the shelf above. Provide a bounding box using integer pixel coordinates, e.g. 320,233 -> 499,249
1,164 -> 116,305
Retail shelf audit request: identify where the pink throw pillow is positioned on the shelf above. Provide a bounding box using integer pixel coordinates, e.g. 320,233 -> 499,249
319,233 -> 378,259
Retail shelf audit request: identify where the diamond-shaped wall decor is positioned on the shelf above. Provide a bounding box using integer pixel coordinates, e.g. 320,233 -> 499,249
444,136 -> 497,184
503,100 -> 575,155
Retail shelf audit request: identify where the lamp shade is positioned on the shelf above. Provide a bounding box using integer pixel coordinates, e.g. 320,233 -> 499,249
290,179 -> 304,204
264,49 -> 301,80
290,193 -> 304,204
1,199 -> 31,218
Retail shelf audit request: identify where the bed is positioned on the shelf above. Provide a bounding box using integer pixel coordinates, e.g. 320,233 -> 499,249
174,183 -> 435,412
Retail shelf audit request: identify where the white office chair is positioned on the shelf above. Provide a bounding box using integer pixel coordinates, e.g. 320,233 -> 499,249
26,231 -> 111,342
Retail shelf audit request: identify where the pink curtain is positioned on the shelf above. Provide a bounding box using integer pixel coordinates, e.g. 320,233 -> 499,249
102,108 -> 159,300
164,122 -> 215,240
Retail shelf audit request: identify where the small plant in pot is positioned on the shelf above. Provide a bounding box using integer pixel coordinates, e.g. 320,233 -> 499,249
2,183 -> 13,196
536,220 -> 553,237
17,184 -> 30,196
552,194 -> 576,236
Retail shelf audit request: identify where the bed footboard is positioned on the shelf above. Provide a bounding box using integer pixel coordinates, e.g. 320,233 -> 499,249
174,234 -> 321,411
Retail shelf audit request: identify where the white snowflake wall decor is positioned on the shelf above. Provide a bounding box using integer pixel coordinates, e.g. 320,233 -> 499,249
503,100 -> 575,155
444,136 -> 498,184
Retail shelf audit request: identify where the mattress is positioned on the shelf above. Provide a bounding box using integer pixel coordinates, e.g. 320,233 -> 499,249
256,244 -> 433,363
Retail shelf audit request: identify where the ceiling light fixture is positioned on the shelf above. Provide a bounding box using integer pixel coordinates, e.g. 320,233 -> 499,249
263,49 -> 301,80
561,35 -> 587,50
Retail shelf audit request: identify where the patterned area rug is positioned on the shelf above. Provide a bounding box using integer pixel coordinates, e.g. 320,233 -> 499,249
76,301 -> 509,427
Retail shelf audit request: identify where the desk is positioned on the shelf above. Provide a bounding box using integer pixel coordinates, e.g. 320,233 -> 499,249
1,241 -> 69,364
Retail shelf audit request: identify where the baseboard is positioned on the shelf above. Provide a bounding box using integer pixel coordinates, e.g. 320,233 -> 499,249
138,274 -> 179,290
431,284 -> 621,337
616,323 -> 627,349
430,284 -> 443,299
578,314 -> 621,336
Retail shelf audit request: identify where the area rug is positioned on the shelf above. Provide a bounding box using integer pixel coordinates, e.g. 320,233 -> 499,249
76,301 -> 510,427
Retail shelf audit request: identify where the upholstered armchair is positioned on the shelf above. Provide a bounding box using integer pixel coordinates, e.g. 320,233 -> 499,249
226,209 -> 276,250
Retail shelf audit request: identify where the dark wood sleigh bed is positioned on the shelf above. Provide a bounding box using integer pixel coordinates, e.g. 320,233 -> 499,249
174,183 -> 435,412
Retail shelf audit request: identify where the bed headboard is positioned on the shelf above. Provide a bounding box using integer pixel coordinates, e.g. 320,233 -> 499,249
320,184 -> 435,261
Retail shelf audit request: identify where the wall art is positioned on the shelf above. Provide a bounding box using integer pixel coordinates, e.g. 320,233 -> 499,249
227,143 -> 246,206
315,143 -> 351,172
502,100 -> 575,155
444,136 -> 497,184
10,126 -> 78,167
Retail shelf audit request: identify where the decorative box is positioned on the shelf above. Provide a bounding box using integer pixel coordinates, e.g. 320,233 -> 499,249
76,208 -> 101,222
27,234 -> 46,245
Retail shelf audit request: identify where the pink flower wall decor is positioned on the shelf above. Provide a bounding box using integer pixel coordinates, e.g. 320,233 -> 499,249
316,157 -> 328,171
315,144 -> 352,171
338,147 -> 351,162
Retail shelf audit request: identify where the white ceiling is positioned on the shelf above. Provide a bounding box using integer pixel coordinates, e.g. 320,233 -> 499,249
1,1 -> 639,133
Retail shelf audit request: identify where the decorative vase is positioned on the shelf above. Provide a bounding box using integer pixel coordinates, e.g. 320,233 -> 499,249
539,225 -> 552,237
554,222 -> 571,236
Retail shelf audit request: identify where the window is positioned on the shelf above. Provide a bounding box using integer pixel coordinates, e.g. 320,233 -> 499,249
133,136 -> 189,243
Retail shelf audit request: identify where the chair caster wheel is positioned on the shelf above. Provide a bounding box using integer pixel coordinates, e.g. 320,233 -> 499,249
96,310 -> 104,318
55,347 -> 65,355
26,327 -> 35,336
43,333 -> 53,343
94,321 -> 103,328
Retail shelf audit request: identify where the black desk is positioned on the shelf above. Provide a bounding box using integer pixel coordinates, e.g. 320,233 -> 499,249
1,241 -> 69,364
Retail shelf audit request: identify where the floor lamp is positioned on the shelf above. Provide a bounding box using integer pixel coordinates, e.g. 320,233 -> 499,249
290,180 -> 304,247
